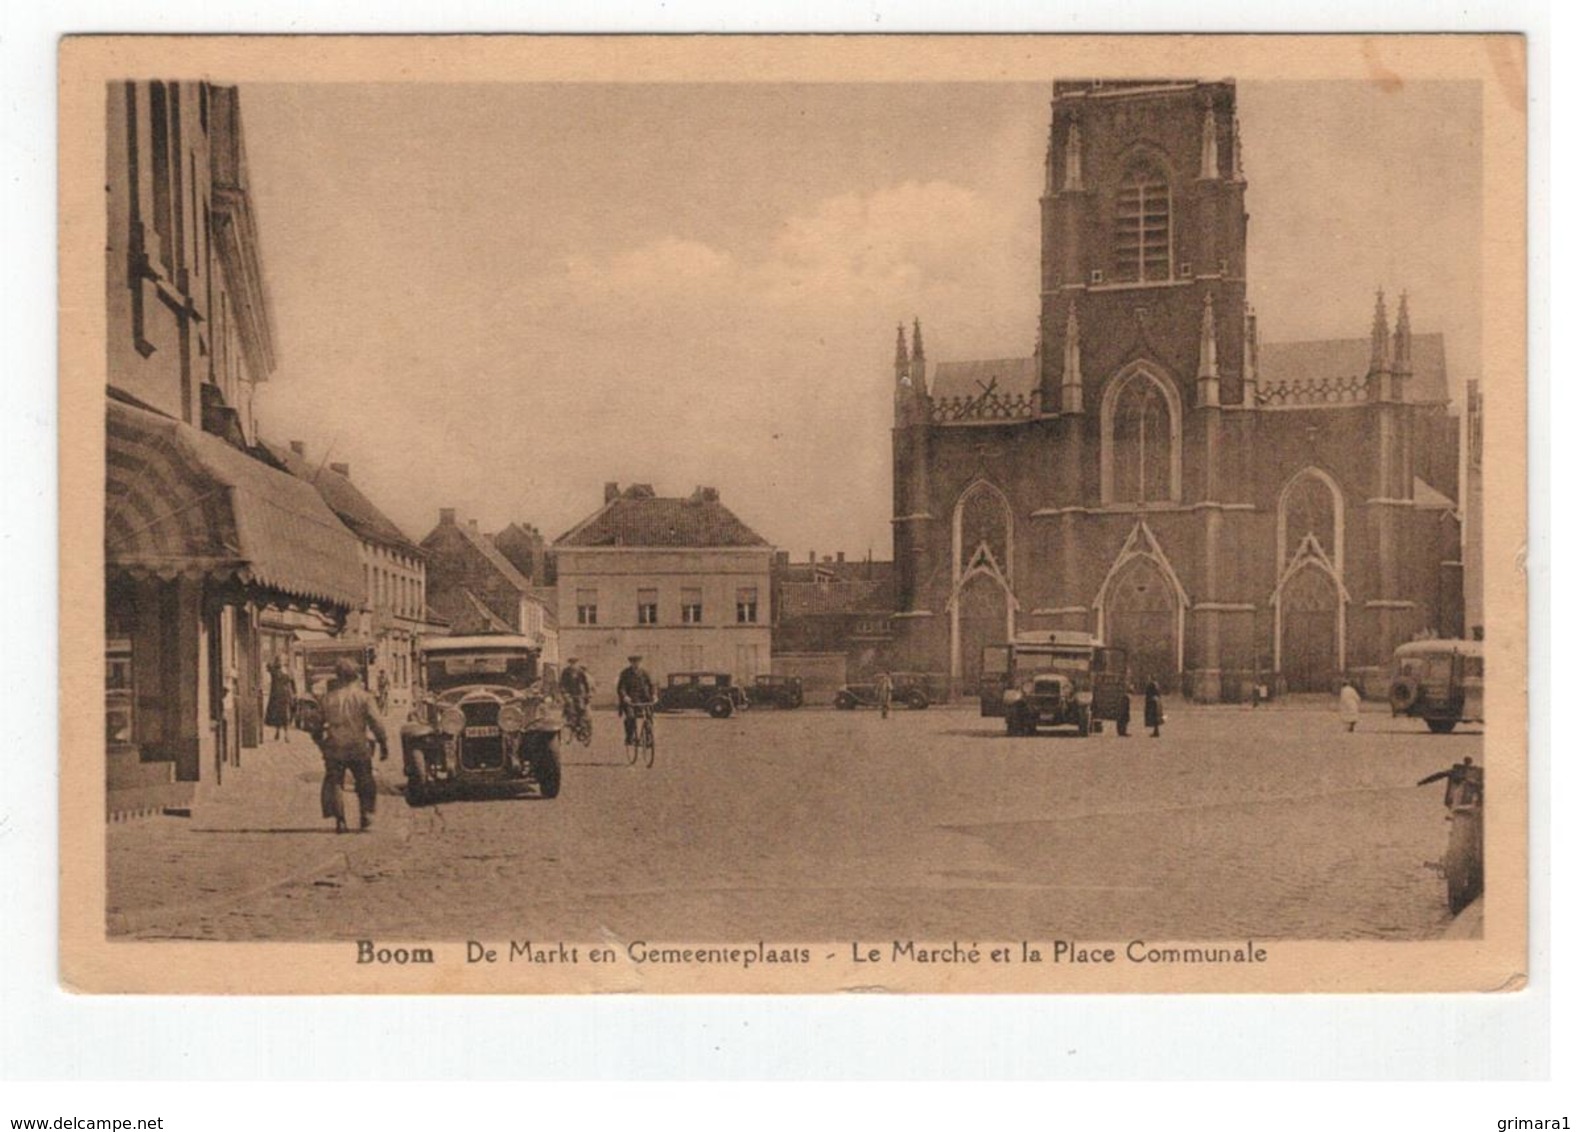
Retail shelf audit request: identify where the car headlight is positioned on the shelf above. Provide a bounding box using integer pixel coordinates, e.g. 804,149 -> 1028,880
1003,689 -> 1023,704
1076,691 -> 1093,706
439,706 -> 466,736
498,702 -> 526,733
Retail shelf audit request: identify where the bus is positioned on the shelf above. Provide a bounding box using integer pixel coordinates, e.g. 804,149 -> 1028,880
980,631 -> 1130,736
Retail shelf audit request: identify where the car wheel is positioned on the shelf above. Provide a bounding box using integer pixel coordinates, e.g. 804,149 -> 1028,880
835,693 -> 855,710
906,690 -> 929,710
1426,718 -> 1458,735
404,777 -> 427,807
708,696 -> 734,719
531,736 -> 562,799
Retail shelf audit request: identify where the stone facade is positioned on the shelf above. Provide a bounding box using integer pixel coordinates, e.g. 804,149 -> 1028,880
890,80 -> 1462,702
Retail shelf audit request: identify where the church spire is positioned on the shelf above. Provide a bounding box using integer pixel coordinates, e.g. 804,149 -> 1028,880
894,322 -> 909,383
1392,291 -> 1412,375
1368,289 -> 1391,375
911,318 -> 925,365
1196,291 -> 1220,406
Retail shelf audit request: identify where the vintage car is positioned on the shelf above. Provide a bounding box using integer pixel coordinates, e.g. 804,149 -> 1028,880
833,672 -> 931,711
291,638 -> 377,732
654,672 -> 750,719
399,635 -> 563,804
984,633 -> 1130,737
745,673 -> 804,710
1389,638 -> 1484,734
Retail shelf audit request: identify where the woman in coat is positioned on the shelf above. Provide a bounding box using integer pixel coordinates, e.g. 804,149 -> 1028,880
264,656 -> 297,742
1144,679 -> 1164,738
1338,681 -> 1362,732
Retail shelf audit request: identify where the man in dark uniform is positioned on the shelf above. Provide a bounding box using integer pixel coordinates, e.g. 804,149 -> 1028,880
616,654 -> 655,745
313,657 -> 389,833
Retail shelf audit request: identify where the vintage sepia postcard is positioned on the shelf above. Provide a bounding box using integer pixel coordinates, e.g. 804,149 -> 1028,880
59,34 -> 1528,994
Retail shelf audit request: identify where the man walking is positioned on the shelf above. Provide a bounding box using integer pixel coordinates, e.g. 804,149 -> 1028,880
875,671 -> 893,720
617,654 -> 655,746
313,657 -> 389,833
1338,680 -> 1362,732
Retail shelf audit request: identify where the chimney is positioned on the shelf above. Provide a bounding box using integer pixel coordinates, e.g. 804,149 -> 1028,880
329,462 -> 350,478
808,551 -> 815,564
837,552 -> 846,564
604,482 -> 620,504
439,508 -> 457,526
467,519 -> 479,533
289,440 -> 306,457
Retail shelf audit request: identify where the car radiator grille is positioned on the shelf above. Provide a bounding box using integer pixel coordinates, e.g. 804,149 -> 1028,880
459,701 -> 505,770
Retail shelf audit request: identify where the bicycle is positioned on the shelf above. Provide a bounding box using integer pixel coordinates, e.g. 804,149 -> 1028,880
564,697 -> 593,746
623,702 -> 655,769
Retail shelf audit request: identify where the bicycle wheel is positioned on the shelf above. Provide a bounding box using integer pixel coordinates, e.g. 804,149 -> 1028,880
641,718 -> 655,768
625,722 -> 639,766
575,712 -> 593,746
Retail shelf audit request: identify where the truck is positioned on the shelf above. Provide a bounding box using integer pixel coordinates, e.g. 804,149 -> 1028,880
980,631 -> 1130,737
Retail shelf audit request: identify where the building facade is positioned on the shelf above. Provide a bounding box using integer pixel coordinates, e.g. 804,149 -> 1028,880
420,509 -> 559,662
891,80 -> 1462,701
554,484 -> 773,702
266,442 -> 440,717
105,83 -> 364,814
770,551 -> 895,698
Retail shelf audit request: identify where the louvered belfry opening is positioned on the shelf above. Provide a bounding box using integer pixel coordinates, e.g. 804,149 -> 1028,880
1114,162 -> 1171,284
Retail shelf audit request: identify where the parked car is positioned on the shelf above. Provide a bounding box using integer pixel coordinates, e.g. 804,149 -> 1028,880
399,635 -> 563,804
745,674 -> 804,710
655,672 -> 750,718
1389,638 -> 1483,734
834,672 -> 931,711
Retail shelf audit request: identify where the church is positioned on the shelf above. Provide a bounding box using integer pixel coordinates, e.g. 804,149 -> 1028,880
889,80 -> 1463,701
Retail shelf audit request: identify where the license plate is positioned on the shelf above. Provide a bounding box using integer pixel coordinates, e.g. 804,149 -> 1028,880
465,725 -> 500,738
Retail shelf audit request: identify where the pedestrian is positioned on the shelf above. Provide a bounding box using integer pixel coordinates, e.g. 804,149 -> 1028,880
1144,678 -> 1164,738
875,671 -> 893,720
1116,688 -> 1132,737
1338,680 -> 1362,733
616,654 -> 655,746
375,666 -> 391,714
264,655 -> 296,743
311,657 -> 389,834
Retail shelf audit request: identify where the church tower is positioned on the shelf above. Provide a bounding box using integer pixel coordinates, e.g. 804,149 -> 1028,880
1038,81 -> 1250,420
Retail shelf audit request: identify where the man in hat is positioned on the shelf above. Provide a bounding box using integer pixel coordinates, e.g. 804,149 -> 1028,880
559,656 -> 593,732
616,654 -> 655,746
313,656 -> 389,833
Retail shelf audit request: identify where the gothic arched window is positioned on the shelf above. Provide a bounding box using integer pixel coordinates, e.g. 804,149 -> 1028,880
956,481 -> 1012,576
1281,472 -> 1337,566
1110,374 -> 1175,504
1113,159 -> 1172,284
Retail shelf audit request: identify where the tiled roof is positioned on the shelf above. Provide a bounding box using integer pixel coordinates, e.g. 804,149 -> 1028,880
556,488 -> 770,549
263,442 -> 423,557
778,578 -> 894,619
1258,334 -> 1449,405
928,357 -> 1039,402
457,524 -> 536,593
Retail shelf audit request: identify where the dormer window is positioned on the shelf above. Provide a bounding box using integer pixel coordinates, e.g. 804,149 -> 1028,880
1113,159 -> 1172,284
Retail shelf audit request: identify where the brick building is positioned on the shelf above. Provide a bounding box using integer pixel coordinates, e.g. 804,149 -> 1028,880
770,552 -> 895,698
419,510 -> 558,659
890,80 -> 1462,701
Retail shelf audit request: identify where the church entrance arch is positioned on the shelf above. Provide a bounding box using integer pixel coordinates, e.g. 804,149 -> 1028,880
957,575 -> 1010,695
1104,556 -> 1179,693
1279,564 -> 1338,692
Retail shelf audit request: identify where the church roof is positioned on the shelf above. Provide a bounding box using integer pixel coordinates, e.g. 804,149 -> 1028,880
1258,333 -> 1448,404
556,486 -> 770,549
927,357 -> 1039,403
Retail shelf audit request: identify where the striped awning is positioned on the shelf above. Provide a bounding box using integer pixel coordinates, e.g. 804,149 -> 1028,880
106,398 -> 364,609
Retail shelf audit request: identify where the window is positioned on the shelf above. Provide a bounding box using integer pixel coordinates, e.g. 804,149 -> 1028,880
1113,160 -> 1171,284
576,588 -> 598,626
149,82 -> 173,275
1111,375 -> 1173,504
681,587 -> 703,624
637,587 -> 659,625
736,586 -> 759,624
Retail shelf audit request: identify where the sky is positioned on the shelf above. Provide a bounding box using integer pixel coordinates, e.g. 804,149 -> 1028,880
240,80 -> 1482,557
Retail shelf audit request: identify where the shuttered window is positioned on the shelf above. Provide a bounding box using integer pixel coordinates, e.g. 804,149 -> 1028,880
1113,164 -> 1171,284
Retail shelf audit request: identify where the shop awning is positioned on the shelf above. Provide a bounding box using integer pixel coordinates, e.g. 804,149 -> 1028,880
106,398 -> 364,609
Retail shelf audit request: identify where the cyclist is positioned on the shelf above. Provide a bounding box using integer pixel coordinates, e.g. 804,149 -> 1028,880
617,654 -> 655,745
559,656 -> 593,735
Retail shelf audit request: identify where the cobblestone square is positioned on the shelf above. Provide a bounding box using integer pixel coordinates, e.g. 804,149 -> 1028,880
108,702 -> 1481,943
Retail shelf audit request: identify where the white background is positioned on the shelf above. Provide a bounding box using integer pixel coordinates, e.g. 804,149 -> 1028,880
0,0 -> 1560,1121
